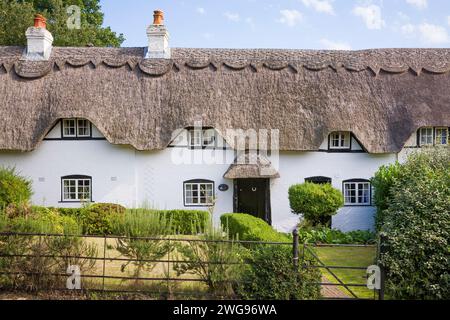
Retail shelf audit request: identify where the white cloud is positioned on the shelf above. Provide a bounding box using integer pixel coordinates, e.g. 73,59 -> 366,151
352,5 -> 385,30
418,23 -> 449,44
447,16 -> 450,27
399,22 -> 449,44
301,0 -> 335,15
319,39 -> 352,50
202,33 -> 213,40
405,0 -> 428,9
224,12 -> 240,22
245,17 -> 256,30
401,23 -> 415,36
277,9 -> 303,27
196,7 -> 206,15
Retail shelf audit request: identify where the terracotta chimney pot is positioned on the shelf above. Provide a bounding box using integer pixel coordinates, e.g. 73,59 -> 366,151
153,10 -> 164,25
34,14 -> 47,29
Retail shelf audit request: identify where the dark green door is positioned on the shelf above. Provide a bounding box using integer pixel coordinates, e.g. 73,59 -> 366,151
235,179 -> 271,225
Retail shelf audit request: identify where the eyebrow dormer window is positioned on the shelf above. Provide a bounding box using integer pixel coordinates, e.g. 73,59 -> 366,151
62,119 -> 91,138
329,132 -> 351,150
189,128 -> 216,149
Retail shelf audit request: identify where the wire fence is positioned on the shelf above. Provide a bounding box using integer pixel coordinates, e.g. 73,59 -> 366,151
0,232 -> 383,300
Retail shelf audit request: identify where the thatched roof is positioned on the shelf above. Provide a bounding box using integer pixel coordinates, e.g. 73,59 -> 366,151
224,153 -> 280,179
0,46 -> 449,153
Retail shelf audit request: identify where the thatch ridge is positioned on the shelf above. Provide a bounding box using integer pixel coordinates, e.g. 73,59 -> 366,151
0,46 -> 449,153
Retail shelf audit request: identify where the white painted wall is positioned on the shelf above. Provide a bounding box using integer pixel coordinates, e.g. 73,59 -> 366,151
268,151 -> 396,232
0,123 -> 400,233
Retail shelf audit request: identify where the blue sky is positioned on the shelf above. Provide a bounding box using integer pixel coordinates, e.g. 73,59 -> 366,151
100,0 -> 450,49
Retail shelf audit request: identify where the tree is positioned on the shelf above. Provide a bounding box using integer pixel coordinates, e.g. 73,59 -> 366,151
377,148 -> 450,300
0,0 -> 124,47
288,182 -> 344,227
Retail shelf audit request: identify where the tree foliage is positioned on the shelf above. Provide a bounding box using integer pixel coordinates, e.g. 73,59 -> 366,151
0,0 -> 124,46
377,148 -> 450,300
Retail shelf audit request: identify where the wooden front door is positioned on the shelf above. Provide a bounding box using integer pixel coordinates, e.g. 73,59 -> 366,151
234,179 -> 271,225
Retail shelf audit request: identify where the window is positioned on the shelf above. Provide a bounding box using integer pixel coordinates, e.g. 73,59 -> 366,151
418,127 -> 449,146
61,175 -> 92,202
435,127 -> 448,145
343,179 -> 371,206
189,128 -> 216,148
305,176 -> 332,185
62,119 -> 91,138
184,180 -> 214,206
419,127 -> 434,146
329,132 -> 351,150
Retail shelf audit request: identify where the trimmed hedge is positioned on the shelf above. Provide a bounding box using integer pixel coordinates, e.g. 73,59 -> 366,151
220,213 -> 290,242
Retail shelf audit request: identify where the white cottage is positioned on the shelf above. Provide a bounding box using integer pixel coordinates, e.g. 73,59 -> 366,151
0,12 -> 449,232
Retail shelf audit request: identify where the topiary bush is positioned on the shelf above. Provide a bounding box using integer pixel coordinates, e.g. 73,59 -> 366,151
220,213 -> 290,242
0,167 -> 32,209
236,245 -> 321,300
288,182 -> 344,227
378,148 -> 450,300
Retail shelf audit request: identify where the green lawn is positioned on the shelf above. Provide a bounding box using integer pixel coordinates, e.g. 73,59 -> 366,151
313,246 -> 378,299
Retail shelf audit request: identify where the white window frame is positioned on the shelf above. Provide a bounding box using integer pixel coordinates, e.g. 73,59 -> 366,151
77,119 -> 91,137
343,180 -> 371,206
419,127 -> 434,146
62,118 -> 91,138
62,176 -> 92,202
189,128 -> 216,149
330,132 -> 351,150
184,180 -> 215,206
435,127 -> 448,146
62,119 -> 77,138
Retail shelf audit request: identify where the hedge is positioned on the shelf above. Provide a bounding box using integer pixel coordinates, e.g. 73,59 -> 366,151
55,206 -> 210,236
158,210 -> 210,235
220,213 -> 290,242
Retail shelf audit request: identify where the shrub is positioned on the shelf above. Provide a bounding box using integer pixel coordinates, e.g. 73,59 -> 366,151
78,203 -> 126,235
371,162 -> 402,231
378,149 -> 450,300
158,209 -> 210,235
288,182 -> 343,226
174,225 -> 246,297
113,210 -> 172,283
297,226 -> 375,245
236,245 -> 321,300
220,213 -> 290,242
0,167 -> 32,208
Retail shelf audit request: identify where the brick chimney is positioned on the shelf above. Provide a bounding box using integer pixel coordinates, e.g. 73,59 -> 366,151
146,10 -> 171,59
25,14 -> 53,61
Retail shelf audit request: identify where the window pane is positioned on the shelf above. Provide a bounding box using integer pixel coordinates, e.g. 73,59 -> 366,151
435,128 -> 448,145
63,119 -> 76,137
77,119 -> 90,137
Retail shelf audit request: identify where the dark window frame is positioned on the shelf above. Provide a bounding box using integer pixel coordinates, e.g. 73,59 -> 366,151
60,175 -> 93,203
183,179 -> 215,207
305,176 -> 332,184
342,179 -> 372,207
